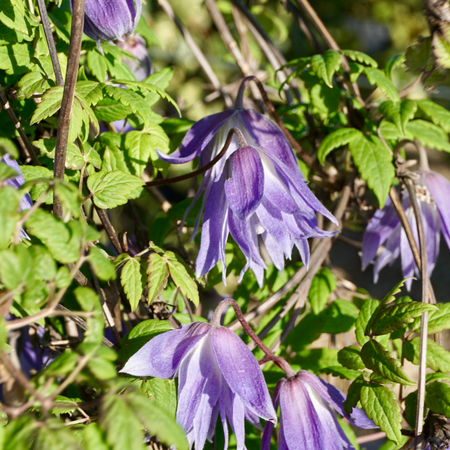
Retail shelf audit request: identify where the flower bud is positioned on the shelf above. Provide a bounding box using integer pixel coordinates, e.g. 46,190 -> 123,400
75,0 -> 142,44
116,33 -> 152,82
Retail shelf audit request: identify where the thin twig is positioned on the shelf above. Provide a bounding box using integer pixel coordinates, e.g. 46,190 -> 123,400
88,264 -> 122,344
95,208 -> 123,254
291,0 -> 363,103
36,0 -> 64,86
212,299 -> 295,376
231,0 -> 299,102
53,0 -> 85,219
157,0 -> 233,108
404,177 -> 429,450
0,88 -> 40,165
270,183 -> 351,352
203,0 -> 262,106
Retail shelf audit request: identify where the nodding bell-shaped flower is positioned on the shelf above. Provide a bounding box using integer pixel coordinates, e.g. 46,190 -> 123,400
362,169 -> 450,290
75,0 -> 142,45
262,370 -> 376,450
158,82 -> 338,286
116,33 -> 152,82
120,321 -> 277,450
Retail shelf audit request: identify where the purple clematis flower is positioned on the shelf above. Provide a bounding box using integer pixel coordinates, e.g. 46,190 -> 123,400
362,170 -> 450,290
158,98 -> 338,286
73,0 -> 142,45
262,370 -> 376,450
120,321 -> 277,450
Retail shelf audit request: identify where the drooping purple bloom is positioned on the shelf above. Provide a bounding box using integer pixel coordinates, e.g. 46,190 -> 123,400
362,170 -> 450,289
1,154 -> 32,212
262,370 -> 376,450
120,321 -> 277,450
74,0 -> 142,45
157,106 -> 338,286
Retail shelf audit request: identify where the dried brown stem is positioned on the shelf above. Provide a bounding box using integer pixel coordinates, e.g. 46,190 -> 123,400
157,0 -> 233,108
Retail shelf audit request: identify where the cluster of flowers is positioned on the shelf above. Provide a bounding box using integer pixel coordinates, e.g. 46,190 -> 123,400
121,300 -> 376,450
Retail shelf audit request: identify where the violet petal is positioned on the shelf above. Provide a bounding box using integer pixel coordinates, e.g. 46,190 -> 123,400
224,146 -> 265,220
119,322 -> 210,378
157,110 -> 237,164
211,326 -> 277,422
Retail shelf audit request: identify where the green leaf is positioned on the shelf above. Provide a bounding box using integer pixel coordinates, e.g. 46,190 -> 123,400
343,375 -> 367,416
25,209 -> 80,263
361,339 -> 414,386
111,79 -> 180,116
406,120 -> 450,152
126,390 -> 188,450
17,71 -> 48,100
384,54 -> 406,80
405,337 -> 450,373
356,299 -> 389,346
121,256 -> 146,311
433,33 -> 450,69
340,50 -> 378,67
321,299 -> 359,334
0,43 -> 33,75
67,97 -> 83,142
0,187 -> 21,249
363,67 -> 400,102
308,267 -> 336,314
379,100 -> 417,136
317,127 -> 360,164
119,319 -> 172,363
89,246 -> 116,281
101,393 -> 147,450
87,48 -> 108,82
30,86 -> 64,124
138,377 -> 177,416
21,165 -> 53,203
310,50 -> 341,87
348,133 -> 394,207
426,382 -> 450,416
82,423 -> 110,450
417,99 -> 450,133
426,372 -> 450,383
102,85 -> 154,128
74,287 -> 104,344
0,0 -> 29,35
415,303 -> 450,334
360,383 -> 403,444
147,253 -> 169,304
50,395 -> 82,415
338,345 -> 365,370
164,252 -> 199,307
371,300 -> 436,335
87,170 -> 144,209
405,36 -> 433,75
319,365 -> 361,380
45,351 -> 79,376
4,416 -> 36,450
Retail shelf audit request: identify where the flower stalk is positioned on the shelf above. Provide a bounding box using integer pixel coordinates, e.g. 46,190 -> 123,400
404,176 -> 429,450
53,0 -> 85,219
